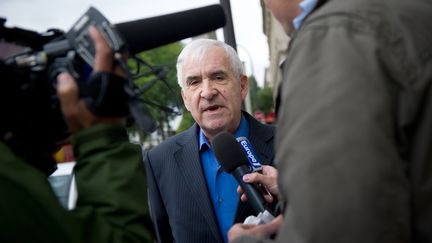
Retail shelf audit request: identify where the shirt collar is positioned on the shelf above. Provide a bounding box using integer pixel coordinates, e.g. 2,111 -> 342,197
293,0 -> 318,30
199,114 -> 249,151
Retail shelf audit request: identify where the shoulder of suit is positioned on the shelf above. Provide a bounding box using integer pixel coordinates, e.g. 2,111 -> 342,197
247,114 -> 275,133
147,125 -> 197,154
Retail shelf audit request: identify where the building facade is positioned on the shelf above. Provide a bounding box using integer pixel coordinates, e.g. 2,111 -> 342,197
260,1 -> 290,98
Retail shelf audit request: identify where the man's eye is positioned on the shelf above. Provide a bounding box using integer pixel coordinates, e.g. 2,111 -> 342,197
187,79 -> 199,86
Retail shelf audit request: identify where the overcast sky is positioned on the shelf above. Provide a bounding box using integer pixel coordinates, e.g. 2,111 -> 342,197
0,0 -> 269,86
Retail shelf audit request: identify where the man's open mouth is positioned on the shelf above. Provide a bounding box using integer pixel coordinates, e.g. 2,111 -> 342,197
205,105 -> 221,112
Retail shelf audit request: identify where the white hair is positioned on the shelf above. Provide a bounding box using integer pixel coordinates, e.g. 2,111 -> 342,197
176,39 -> 245,89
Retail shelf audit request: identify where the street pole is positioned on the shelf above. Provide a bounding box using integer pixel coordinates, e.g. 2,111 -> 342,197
219,0 -> 254,113
219,0 -> 237,51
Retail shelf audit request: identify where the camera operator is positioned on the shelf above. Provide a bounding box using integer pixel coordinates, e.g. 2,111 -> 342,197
0,26 -> 153,242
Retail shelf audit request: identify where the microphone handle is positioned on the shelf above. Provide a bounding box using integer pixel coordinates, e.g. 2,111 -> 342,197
232,165 -> 269,214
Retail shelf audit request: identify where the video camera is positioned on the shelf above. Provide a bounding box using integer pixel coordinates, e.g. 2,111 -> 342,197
0,4 -> 226,138
1,7 -> 152,134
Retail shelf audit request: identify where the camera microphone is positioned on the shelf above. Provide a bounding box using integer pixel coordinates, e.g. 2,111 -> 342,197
9,4 -> 226,67
115,4 -> 226,54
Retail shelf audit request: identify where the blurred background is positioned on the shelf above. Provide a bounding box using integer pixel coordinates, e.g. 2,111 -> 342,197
1,0 -> 289,148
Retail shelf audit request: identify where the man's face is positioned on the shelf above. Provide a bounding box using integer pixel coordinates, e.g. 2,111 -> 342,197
180,46 -> 248,141
264,0 -> 302,35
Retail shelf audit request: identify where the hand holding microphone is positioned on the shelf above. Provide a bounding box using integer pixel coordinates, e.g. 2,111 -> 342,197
212,132 -> 274,216
239,165 -> 279,203
238,164 -> 279,226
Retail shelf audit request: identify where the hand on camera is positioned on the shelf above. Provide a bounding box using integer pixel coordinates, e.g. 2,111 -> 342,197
56,26 -> 124,133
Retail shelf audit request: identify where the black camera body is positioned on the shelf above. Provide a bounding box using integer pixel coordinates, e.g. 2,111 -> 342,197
3,6 -> 130,113
0,7 -> 136,173
66,7 -> 125,67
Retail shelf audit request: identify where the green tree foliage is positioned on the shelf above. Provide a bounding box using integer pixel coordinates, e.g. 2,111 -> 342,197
257,86 -> 274,114
176,111 -> 194,133
248,75 -> 259,112
129,42 -> 184,142
247,75 -> 274,115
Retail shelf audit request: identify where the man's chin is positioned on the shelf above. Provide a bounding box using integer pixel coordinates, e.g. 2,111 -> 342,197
202,121 -> 228,134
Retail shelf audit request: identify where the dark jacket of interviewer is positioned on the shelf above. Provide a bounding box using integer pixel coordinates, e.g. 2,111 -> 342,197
235,0 -> 432,242
0,124 -> 154,242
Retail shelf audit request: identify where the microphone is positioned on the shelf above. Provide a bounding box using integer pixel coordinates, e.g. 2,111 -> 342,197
17,5 -> 226,67
236,136 -> 263,172
212,131 -> 271,215
115,4 -> 226,54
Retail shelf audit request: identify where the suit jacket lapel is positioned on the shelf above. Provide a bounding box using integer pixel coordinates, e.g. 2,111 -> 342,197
248,119 -> 274,164
174,125 -> 223,242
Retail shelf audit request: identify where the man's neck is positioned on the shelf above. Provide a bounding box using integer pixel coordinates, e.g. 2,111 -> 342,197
200,115 -> 245,144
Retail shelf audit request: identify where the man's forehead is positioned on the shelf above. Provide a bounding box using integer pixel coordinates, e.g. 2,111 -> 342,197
181,47 -> 232,79
183,65 -> 228,78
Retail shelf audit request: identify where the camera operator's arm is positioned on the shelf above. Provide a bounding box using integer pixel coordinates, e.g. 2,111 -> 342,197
57,26 -> 124,132
55,26 -> 154,242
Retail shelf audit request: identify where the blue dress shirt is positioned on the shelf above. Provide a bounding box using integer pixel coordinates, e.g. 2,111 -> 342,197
293,0 -> 318,30
199,115 -> 249,243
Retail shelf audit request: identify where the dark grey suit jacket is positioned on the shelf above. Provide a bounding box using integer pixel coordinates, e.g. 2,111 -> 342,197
144,112 -> 275,243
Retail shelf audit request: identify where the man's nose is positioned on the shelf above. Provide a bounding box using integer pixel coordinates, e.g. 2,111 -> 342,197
200,80 -> 217,99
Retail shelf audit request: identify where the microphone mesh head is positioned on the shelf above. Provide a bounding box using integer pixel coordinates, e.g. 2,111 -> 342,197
212,131 -> 249,173
115,4 -> 226,54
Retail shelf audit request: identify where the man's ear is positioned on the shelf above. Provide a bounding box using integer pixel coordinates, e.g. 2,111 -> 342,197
181,89 -> 191,111
240,75 -> 249,100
